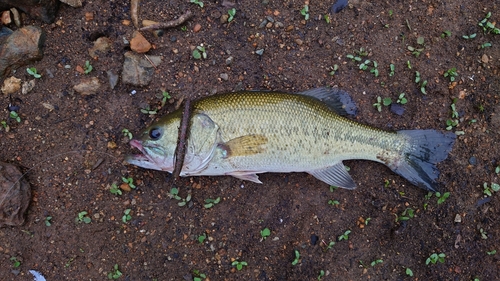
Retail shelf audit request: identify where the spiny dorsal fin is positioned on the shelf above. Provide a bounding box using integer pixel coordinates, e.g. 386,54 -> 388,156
299,87 -> 358,116
221,135 -> 268,157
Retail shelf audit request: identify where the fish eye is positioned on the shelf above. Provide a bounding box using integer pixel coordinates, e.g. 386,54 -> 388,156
149,127 -> 162,140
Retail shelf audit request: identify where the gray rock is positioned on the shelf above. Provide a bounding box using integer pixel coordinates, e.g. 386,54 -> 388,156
106,70 -> 119,89
121,51 -> 162,86
0,0 -> 60,23
0,26 -> 45,78
59,0 -> 82,7
0,161 -> 31,227
73,77 -> 101,95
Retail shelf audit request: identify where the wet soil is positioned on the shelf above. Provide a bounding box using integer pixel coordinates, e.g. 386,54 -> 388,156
1,0 -> 500,280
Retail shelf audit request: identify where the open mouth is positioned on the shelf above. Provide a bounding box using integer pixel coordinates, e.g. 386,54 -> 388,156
127,139 -> 151,161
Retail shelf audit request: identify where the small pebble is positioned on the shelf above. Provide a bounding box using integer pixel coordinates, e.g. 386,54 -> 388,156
225,56 -> 233,65
310,234 -> 319,245
193,23 -> 202,33
220,73 -> 228,81
255,49 -> 264,55
295,39 -> 303,45
468,156 -> 477,165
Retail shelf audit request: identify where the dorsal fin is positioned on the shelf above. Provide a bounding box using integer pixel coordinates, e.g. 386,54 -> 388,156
299,87 -> 358,116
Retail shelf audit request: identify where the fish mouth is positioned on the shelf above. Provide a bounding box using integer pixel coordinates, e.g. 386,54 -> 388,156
126,139 -> 172,172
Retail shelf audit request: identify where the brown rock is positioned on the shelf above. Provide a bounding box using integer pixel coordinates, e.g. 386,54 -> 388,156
88,37 -> 112,58
193,23 -> 202,32
0,0 -> 60,23
1,76 -> 21,94
60,0 -> 82,7
85,12 -> 93,21
130,31 -> 151,54
75,65 -> 85,74
481,54 -> 489,64
0,161 -> 31,227
73,77 -> 101,95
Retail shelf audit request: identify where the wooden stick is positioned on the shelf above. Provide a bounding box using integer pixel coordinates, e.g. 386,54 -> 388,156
172,99 -> 192,180
139,11 -> 194,31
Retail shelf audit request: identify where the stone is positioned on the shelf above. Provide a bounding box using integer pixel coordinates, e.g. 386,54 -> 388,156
0,161 -> 31,227
73,77 -> 101,95
106,70 -> 119,89
130,31 -> 151,53
122,51 -> 162,86
59,0 -> 82,7
1,76 -> 21,94
0,0 -> 60,23
193,23 -> 202,32
21,79 -> 35,94
481,54 -> 489,64
88,37 -> 112,58
0,26 -> 45,78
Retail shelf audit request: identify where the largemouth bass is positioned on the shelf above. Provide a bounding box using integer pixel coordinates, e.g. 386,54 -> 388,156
126,88 -> 455,191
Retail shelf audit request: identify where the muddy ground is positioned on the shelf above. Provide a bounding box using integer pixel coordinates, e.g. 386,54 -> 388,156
1,0 -> 500,280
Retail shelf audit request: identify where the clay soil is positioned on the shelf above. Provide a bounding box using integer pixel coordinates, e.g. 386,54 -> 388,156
1,0 -> 500,280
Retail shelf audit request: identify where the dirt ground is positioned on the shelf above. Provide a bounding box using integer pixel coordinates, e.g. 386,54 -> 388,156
1,0 -> 500,280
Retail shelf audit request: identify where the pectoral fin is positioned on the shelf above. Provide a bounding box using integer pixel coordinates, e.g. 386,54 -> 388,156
222,135 -> 268,158
308,162 -> 357,189
226,171 -> 263,183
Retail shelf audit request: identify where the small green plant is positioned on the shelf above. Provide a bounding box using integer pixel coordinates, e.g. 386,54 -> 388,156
9,111 -> 21,122
44,216 -> 52,226
481,42 -> 492,48
300,5 -> 309,20
204,197 -> 221,208
122,129 -> 133,139
168,187 -> 192,206
110,183 -> 122,195
181,26 -> 187,31
329,64 -> 339,76
480,228 -> 488,240
483,182 -> 500,196
122,209 -> 132,223
441,30 -> 451,38
338,230 -> 351,241
370,259 -> 383,266
370,61 -> 379,77
317,270 -> 325,280
397,93 -> 407,104
405,267 -> 414,276
388,10 -> 393,17
232,260 -> 248,270
140,105 -> 158,115
1,120 -> 7,130
227,8 -> 236,22
420,80 -> 428,94
389,63 -> 395,76
396,208 -> 415,222
193,269 -> 207,281
382,97 -> 392,106
426,253 -> 446,265
260,227 -> 271,240
198,233 -> 206,243
408,37 -> 425,57
444,67 -> 458,82
365,217 -> 371,225
27,67 -> 41,78
324,14 -> 331,24
346,54 -> 362,62
414,71 -> 428,94
436,192 -> 450,204
160,91 -> 171,107
76,211 -> 91,224
407,60 -> 412,69
462,33 -> 477,39
373,96 -> 383,112
355,47 -> 368,56
10,256 -> 21,268
487,249 -> 497,255
478,12 -> 500,34
446,119 -> 459,131
107,264 -> 123,279
192,45 -> 207,59
291,250 -> 300,265
328,199 -> 340,206
190,0 -> 204,8
329,185 -> 338,192
83,60 -> 93,74
495,166 -> 500,174
122,177 -> 136,189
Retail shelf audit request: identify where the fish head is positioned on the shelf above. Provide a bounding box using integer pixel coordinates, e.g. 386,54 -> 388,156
126,113 -> 181,172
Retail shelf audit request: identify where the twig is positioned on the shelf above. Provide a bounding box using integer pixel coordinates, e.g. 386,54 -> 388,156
139,11 -> 194,31
131,0 -> 140,29
143,54 -> 157,69
172,99 -> 192,180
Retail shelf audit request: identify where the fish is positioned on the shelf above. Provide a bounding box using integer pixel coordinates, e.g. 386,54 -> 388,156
126,87 -> 455,191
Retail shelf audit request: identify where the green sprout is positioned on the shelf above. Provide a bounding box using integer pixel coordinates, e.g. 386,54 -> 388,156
1,120 -> 8,130
231,260 -> 248,270
140,105 -> 158,115
420,80 -> 428,94
192,45 -> 207,59
9,111 -> 21,122
321,240 -> 335,252
328,199 -> 340,206
478,12 -> 500,34
160,91 -> 171,107
338,230 -> 351,241
110,183 -> 122,195
365,217 -> 371,225
481,42 -> 492,48
426,253 -> 446,265
405,267 -> 414,276
122,129 -> 133,140
495,166 -> 500,174
291,250 -> 300,265
27,67 -> 41,78
84,60 -> 93,74
190,0 -> 203,8
373,96 -> 383,112
198,233 -> 206,243
121,177 -> 136,189
382,97 -> 392,106
407,60 -> 412,69
227,8 -> 236,22
204,197 -> 221,208
388,10 -> 393,17
370,259 -> 383,267
168,187 -> 192,206
300,5 -> 309,20
107,264 -> 123,280
441,30 -> 451,38
260,227 -> 271,240
397,93 -> 407,104
122,209 -> 132,223
436,192 -> 450,204
389,63 -> 395,76
324,14 -> 331,24
329,64 -> 339,76
446,119 -> 459,131
483,182 -> 500,196
75,211 -> 91,224
10,257 -> 21,268
462,33 -> 477,39
181,26 -> 187,31
193,269 -> 207,281
318,270 -> 325,280
480,228 -> 488,240
329,185 -> 338,192
44,216 -> 52,226
487,250 -> 497,255
396,208 -> 415,222
444,67 -> 458,82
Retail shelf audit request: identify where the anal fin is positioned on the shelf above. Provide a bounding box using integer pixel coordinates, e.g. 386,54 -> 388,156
308,162 -> 357,189
226,171 -> 263,184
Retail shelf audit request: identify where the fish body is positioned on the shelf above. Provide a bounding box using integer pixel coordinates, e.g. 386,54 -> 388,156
126,88 -> 455,191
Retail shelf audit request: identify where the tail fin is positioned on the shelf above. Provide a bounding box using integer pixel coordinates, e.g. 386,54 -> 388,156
393,130 -> 456,192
